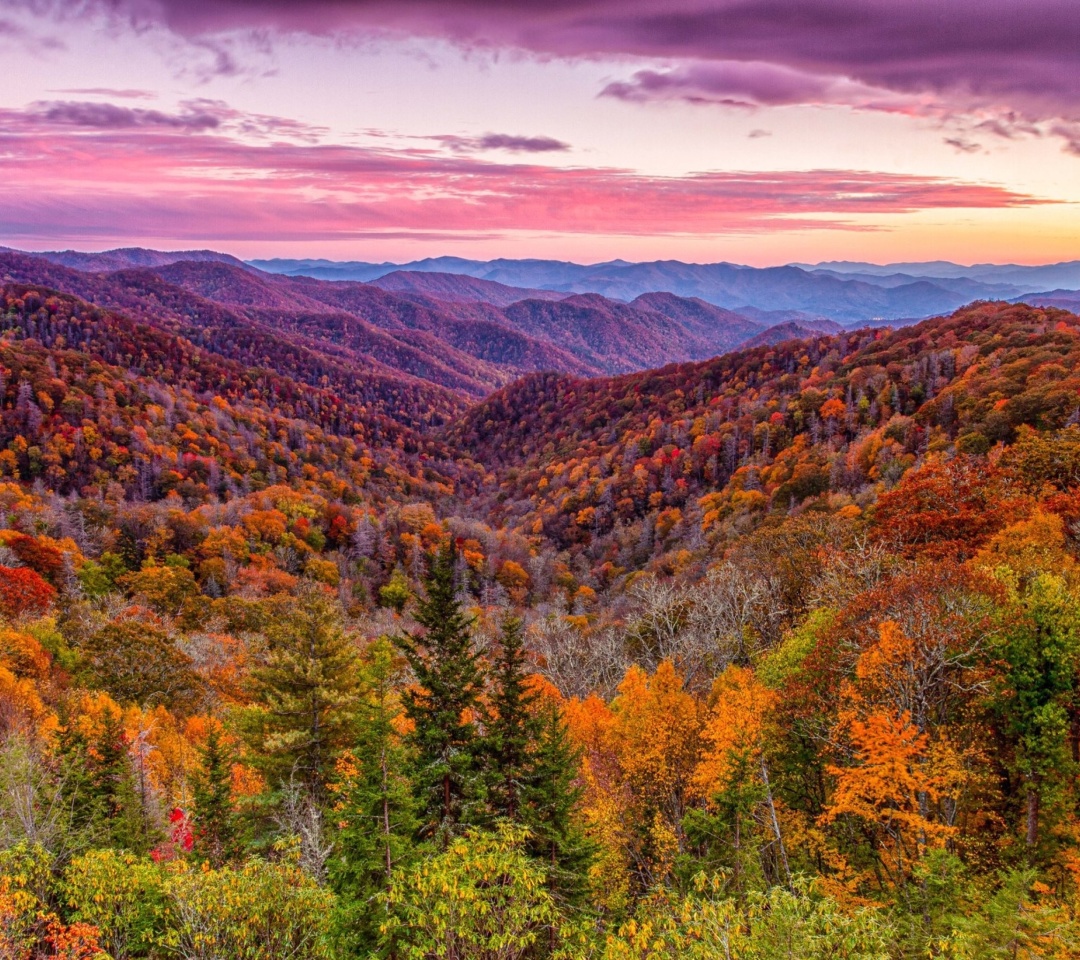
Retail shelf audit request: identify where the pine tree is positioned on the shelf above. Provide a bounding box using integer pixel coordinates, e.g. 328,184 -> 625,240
487,616 -> 594,918
395,543 -> 486,841
522,701 -> 595,915
240,585 -> 363,800
192,723 -> 240,866
329,637 -> 419,954
97,710 -> 158,854
487,615 -> 536,822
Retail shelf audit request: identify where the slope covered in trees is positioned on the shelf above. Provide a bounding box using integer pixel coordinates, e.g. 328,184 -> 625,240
5,294 -> 1080,958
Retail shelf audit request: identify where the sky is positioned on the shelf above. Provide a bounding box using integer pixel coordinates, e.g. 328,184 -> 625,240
0,0 -> 1078,265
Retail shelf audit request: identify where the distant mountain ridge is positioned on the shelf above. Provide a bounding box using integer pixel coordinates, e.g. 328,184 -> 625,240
0,249 -> 813,397
249,253 -> 1080,324
7,246 -> 1079,371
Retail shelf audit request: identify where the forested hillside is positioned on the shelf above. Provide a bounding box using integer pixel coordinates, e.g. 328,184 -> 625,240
4,288 -> 1080,958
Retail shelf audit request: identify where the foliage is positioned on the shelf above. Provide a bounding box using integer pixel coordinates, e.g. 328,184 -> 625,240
378,824 -> 562,960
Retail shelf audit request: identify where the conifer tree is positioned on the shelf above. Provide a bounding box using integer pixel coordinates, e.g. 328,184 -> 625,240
487,615 -> 535,822
396,542 -> 486,841
487,616 -> 594,914
522,701 -> 595,914
329,637 -> 419,954
97,710 -> 158,855
192,723 -> 240,866
240,585 -> 363,800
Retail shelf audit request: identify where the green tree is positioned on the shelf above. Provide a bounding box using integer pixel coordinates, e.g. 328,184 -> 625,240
79,620 -> 204,712
487,615 -> 536,822
947,869 -> 1079,959
240,585 -> 363,799
94,709 -> 159,855
164,858 -> 335,960
522,701 -> 594,916
993,573 -> 1080,856
487,617 -> 593,914
328,637 -> 419,955
379,567 -> 411,614
191,723 -> 240,866
395,544 -> 486,840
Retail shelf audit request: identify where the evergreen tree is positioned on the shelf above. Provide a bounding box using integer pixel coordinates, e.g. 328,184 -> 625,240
97,710 -> 159,855
396,543 -> 487,841
521,701 -> 595,915
240,585 -> 364,800
329,637 -> 420,954
488,616 -> 594,918
192,723 -> 240,866
487,615 -> 535,822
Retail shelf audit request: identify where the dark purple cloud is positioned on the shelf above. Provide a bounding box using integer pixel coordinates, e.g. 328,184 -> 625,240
944,137 -> 982,154
436,133 -> 571,153
30,100 -> 224,131
12,98 -> 327,141
30,0 -> 1079,122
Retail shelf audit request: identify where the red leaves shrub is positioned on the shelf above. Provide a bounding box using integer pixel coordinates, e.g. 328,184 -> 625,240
0,566 -> 56,619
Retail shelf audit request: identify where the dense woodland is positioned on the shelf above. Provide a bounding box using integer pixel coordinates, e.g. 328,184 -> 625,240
3,258 -> 1080,958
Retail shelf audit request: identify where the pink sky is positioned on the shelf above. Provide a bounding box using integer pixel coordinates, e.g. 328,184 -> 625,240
1,0 -> 1078,264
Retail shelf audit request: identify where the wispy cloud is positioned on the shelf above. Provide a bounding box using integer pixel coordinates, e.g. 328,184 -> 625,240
0,103 -> 1053,245
51,88 -> 157,99
10,99 -> 328,142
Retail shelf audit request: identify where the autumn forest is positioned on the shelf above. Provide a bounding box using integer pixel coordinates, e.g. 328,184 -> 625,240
4,248 -> 1080,960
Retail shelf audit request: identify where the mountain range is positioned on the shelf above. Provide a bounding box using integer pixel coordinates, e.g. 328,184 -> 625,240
3,246 -> 1077,407
0,248 -> 845,404
248,253 -> 1080,324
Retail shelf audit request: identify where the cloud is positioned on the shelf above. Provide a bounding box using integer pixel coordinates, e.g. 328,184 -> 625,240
600,61 -> 913,112
748,129 -> 771,139
436,133 -> 571,153
0,14 -> 65,52
28,100 -> 225,131
944,137 -> 982,154
8,99 -> 327,142
21,1 -> 1080,121
0,111 -> 1052,245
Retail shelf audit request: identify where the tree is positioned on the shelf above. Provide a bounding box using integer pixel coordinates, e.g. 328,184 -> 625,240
521,698 -> 594,918
487,616 -> 536,823
378,567 -> 411,614
328,637 -> 419,955
821,622 -> 967,896
600,875 -> 892,960
79,621 -> 204,713
395,543 -> 486,840
0,566 -> 55,620
609,661 -> 702,885
191,722 -> 240,866
240,585 -> 363,799
487,618 -> 594,917
992,573 -> 1080,856
692,666 -> 789,893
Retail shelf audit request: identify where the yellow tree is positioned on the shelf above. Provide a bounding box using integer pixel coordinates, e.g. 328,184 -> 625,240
694,666 -> 790,891
609,661 -> 702,886
821,622 -> 966,895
